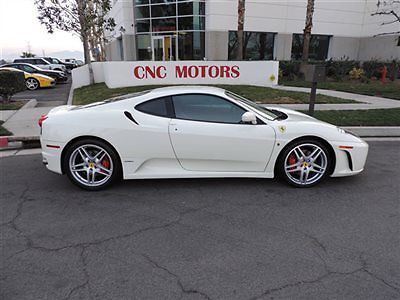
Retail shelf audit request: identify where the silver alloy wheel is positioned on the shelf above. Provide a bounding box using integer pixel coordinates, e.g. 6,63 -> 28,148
26,78 -> 39,90
69,144 -> 114,187
284,143 -> 328,186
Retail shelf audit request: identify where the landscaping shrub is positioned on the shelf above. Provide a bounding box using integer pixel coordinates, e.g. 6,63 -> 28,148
0,70 -> 26,103
325,58 -> 360,80
362,60 -> 385,79
349,67 -> 365,80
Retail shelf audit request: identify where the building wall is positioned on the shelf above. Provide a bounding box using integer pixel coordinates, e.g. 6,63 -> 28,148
106,0 -> 399,61
358,35 -> 400,61
328,36 -> 361,60
205,31 -> 229,60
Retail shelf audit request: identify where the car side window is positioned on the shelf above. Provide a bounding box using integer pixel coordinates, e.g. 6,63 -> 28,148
172,94 -> 246,124
135,97 -> 170,118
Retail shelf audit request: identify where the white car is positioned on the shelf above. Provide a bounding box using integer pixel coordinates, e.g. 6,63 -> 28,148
13,58 -> 66,72
40,86 -> 368,190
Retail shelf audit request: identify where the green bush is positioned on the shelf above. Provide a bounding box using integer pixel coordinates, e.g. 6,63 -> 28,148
0,70 -> 26,103
325,58 -> 360,80
362,60 -> 385,78
279,61 -> 302,80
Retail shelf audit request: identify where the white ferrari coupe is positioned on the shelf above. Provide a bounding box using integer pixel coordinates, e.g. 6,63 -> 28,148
40,86 -> 368,190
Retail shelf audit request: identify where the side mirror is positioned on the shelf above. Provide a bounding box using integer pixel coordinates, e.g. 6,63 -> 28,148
241,112 -> 257,125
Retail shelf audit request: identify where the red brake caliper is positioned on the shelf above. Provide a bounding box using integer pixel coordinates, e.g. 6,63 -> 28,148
288,155 -> 297,170
100,158 -> 110,174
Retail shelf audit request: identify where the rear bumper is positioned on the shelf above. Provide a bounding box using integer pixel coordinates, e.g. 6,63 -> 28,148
40,139 -> 65,174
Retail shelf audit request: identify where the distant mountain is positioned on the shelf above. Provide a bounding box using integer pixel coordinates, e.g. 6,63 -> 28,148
48,50 -> 84,60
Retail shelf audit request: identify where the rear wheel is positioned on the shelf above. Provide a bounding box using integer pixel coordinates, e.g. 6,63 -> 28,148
278,139 -> 332,187
63,139 -> 121,191
26,78 -> 39,90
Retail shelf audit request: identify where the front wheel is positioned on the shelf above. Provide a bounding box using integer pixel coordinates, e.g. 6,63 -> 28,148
26,78 -> 39,90
63,139 -> 121,191
278,140 -> 332,187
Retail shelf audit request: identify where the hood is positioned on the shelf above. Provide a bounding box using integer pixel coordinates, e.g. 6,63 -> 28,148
33,73 -> 55,81
266,106 -> 338,129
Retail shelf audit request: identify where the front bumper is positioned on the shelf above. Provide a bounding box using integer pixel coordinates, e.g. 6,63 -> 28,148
330,140 -> 369,177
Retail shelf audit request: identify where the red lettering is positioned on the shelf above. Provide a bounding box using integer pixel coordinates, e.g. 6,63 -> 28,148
133,66 -> 145,79
231,65 -> 240,78
156,66 -> 166,78
188,66 -> 199,78
145,66 -> 156,79
220,66 -> 230,78
209,66 -> 219,78
199,65 -> 207,78
175,66 -> 188,78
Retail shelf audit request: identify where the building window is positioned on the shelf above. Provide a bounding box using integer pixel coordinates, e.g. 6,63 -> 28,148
228,31 -> 275,60
134,0 -> 205,61
291,34 -> 331,60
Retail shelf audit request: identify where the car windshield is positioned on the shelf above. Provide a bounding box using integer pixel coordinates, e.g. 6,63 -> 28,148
225,91 -> 278,119
73,90 -> 151,109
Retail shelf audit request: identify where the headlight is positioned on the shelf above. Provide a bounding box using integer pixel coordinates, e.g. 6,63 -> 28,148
337,127 -> 359,137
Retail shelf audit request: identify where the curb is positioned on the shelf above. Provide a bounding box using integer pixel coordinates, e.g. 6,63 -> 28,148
21,99 -> 38,110
0,136 -> 40,150
67,84 -> 74,105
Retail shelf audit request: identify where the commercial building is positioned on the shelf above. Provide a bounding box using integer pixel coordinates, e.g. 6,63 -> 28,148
105,0 -> 400,62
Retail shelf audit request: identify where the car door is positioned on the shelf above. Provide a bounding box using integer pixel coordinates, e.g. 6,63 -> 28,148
36,59 -> 50,70
168,94 -> 276,172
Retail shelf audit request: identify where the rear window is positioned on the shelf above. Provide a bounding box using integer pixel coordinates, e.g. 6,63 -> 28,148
135,97 -> 169,117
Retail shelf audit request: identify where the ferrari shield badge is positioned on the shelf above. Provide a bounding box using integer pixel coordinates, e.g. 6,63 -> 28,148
278,125 -> 286,133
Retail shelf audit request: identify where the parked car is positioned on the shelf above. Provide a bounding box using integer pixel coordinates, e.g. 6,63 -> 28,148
43,57 -> 76,71
39,86 -> 368,190
1,63 -> 68,83
0,67 -> 56,90
63,58 -> 84,66
13,58 -> 66,72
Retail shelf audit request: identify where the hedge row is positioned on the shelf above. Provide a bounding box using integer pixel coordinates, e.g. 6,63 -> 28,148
280,59 -> 399,81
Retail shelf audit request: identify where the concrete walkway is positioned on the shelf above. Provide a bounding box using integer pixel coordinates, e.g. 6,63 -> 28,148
270,85 -> 400,111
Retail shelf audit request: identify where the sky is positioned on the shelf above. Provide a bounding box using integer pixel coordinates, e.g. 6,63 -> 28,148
0,0 -> 83,60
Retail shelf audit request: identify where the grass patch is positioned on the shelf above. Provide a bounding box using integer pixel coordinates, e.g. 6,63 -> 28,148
0,101 -> 26,110
281,80 -> 400,100
0,121 -> 12,136
73,83 -> 354,105
306,108 -> 400,126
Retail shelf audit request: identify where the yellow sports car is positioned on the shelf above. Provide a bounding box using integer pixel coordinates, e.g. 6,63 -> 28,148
0,67 -> 56,90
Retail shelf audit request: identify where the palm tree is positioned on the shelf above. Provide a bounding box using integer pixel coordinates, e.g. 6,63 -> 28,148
302,0 -> 315,61
236,0 -> 245,60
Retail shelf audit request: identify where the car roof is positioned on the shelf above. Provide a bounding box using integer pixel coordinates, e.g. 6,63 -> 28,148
148,85 -> 227,98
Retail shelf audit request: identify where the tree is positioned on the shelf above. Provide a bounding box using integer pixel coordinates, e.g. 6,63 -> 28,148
372,0 -> 400,36
35,0 -> 115,84
236,0 -> 246,60
20,52 -> 36,58
0,70 -> 26,103
302,0 -> 315,62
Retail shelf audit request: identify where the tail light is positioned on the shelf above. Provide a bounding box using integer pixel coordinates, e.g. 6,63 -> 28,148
38,114 -> 48,127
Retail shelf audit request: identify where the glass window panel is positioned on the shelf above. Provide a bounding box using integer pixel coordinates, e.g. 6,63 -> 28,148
135,0 -> 149,4
152,18 -> 176,32
229,31 -> 275,60
178,2 -> 205,15
151,3 -> 176,18
151,0 -> 175,4
172,94 -> 246,124
178,16 -> 204,31
136,97 -> 169,117
291,34 -> 330,60
178,31 -> 205,60
135,6 -> 150,19
136,34 -> 152,60
136,19 -> 150,32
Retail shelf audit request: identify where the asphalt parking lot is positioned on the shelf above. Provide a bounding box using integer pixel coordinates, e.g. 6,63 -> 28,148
1,141 -> 399,300
12,76 -> 71,104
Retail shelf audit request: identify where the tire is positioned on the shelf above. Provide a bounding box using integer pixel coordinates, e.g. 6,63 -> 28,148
63,139 -> 121,191
26,78 -> 40,90
277,139 -> 332,188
